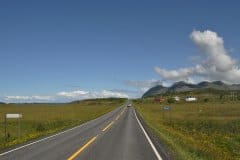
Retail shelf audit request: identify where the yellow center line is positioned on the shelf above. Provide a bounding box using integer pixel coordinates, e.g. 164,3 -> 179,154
117,109 -> 125,120
102,121 -> 114,132
115,115 -> 120,121
67,136 -> 98,160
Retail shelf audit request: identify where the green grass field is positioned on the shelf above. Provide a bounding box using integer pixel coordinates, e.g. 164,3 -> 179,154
0,98 -> 125,151
134,100 -> 240,160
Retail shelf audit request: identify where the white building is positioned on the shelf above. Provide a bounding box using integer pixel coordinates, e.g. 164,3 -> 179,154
174,96 -> 180,101
185,96 -> 197,102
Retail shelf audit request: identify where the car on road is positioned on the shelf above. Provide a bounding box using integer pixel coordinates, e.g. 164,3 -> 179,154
127,104 -> 132,107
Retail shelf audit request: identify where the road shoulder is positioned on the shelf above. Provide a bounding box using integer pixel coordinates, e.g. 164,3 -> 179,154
135,109 -> 173,160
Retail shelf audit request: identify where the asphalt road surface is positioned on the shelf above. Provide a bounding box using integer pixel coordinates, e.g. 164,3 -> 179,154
0,105 -> 162,160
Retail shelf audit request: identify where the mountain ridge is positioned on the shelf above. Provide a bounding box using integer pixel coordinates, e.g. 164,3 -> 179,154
142,81 -> 240,98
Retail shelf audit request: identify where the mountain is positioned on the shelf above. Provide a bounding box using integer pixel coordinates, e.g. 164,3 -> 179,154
142,85 -> 168,97
168,81 -> 197,92
142,81 -> 240,98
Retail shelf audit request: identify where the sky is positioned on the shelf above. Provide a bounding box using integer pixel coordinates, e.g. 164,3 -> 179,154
1,0 -> 240,102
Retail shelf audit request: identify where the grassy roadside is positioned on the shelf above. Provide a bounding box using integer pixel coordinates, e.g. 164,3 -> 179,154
134,101 -> 240,160
0,98 -> 126,151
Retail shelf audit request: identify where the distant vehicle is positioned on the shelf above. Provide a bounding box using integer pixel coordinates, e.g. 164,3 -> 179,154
127,103 -> 132,107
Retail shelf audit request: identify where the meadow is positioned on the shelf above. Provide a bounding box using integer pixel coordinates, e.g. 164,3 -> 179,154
0,98 -> 125,151
134,100 -> 240,160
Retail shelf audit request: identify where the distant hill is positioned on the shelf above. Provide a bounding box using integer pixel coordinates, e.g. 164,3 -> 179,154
70,98 -> 127,104
142,81 -> 240,98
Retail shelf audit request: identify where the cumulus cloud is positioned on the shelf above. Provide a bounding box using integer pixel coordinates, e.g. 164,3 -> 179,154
190,30 -> 236,72
4,89 -> 129,103
57,90 -> 128,99
57,89 -> 128,99
5,95 -> 54,102
154,67 -> 195,81
100,90 -> 128,98
92,90 -> 128,98
57,90 -> 89,98
155,30 -> 240,84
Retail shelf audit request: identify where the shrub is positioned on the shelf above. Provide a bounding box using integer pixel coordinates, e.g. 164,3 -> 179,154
36,123 -> 45,132
7,133 -> 10,139
219,94 -> 224,100
238,95 -> 240,101
167,98 -> 175,104
204,98 -> 209,102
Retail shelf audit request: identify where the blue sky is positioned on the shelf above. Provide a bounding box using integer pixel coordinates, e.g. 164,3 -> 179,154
1,0 -> 240,102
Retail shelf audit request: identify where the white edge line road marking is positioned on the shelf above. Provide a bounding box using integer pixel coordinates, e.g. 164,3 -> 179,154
134,109 -> 163,160
0,122 -> 89,156
0,106 -> 125,156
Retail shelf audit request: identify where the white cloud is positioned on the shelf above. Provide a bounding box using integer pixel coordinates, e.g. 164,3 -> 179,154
155,30 -> 240,84
5,95 -> 54,102
154,67 -> 195,81
100,90 -> 126,98
4,89 -> 129,103
57,89 -> 128,99
5,96 -> 31,100
190,30 -> 236,72
92,90 -> 129,98
57,90 -> 89,98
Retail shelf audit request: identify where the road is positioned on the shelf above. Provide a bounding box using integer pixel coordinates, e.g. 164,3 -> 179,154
0,105 -> 162,160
